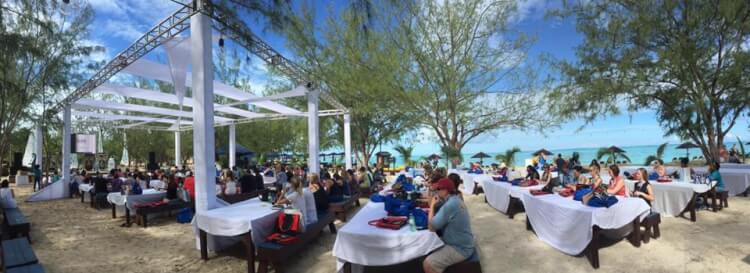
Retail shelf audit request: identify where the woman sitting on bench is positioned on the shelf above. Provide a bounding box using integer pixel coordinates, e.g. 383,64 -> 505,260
275,177 -> 308,227
308,173 -> 329,214
0,180 -> 17,209
424,178 -> 475,273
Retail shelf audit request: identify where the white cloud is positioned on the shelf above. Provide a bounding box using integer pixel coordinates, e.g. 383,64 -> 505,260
87,0 -> 128,16
511,0 -> 551,23
100,19 -> 144,41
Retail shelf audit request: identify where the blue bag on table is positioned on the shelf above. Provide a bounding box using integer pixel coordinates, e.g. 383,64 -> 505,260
573,188 -> 591,201
510,178 -> 523,186
384,195 -> 414,216
370,194 -> 385,203
648,172 -> 659,180
411,208 -> 428,229
587,195 -> 619,208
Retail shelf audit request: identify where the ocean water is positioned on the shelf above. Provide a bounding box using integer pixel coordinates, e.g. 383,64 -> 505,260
385,142 -> 743,168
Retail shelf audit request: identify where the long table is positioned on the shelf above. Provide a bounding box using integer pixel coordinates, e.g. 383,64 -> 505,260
693,167 -> 750,196
332,201 -> 444,273
482,180 -> 544,218
107,189 -> 165,225
522,191 -> 650,268
623,180 -> 709,221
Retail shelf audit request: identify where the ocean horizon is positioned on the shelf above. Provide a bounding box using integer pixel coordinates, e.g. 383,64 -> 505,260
379,141 -> 744,168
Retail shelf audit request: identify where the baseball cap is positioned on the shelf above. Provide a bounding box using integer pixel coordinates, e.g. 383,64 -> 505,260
431,178 -> 455,192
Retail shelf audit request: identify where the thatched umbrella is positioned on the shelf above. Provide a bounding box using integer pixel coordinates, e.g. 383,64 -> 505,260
676,142 -> 699,159
471,152 -> 491,164
532,149 -> 552,156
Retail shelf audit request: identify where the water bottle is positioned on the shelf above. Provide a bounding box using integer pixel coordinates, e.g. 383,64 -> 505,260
408,214 -> 417,232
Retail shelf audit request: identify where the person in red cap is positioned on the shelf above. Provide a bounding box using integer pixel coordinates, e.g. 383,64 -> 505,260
423,178 -> 476,273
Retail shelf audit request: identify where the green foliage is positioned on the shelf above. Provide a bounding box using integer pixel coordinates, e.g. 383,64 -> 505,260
596,147 -> 631,164
644,142 -> 668,165
393,145 -> 414,167
391,0 -> 553,156
441,145 -> 463,168
0,0 -> 101,163
549,0 -> 750,163
495,146 -> 521,167
738,136 -> 747,162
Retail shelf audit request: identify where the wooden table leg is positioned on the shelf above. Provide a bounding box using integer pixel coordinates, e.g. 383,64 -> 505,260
585,226 -> 600,269
126,207 -> 131,226
90,192 -> 95,208
628,218 -> 641,247
711,188 -> 718,212
199,229 -> 208,260
112,204 -> 117,218
241,231 -> 256,273
80,191 -> 84,203
343,262 -> 352,273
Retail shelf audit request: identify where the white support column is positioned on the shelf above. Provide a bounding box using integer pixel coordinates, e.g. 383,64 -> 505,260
61,105 -> 71,192
34,125 -> 43,170
307,89 -> 320,174
344,113 -> 352,170
229,124 -> 236,169
174,131 -> 181,168
191,2 -> 217,212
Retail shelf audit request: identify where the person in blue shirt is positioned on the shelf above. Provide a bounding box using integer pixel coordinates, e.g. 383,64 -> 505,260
424,178 -> 475,273
708,161 -> 725,192
467,162 -> 483,174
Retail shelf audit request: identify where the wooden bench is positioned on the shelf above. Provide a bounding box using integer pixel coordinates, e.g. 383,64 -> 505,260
640,212 -> 661,244
256,211 -> 337,273
2,208 -> 31,242
133,200 -> 191,228
341,249 -> 482,273
329,181 -> 361,221
6,263 -> 45,273
1,238 -> 38,270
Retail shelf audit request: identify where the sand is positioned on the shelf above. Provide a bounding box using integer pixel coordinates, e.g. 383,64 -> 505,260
8,182 -> 750,273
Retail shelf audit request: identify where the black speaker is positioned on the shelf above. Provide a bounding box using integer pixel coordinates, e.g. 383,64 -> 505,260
13,152 -> 22,168
148,152 -> 156,163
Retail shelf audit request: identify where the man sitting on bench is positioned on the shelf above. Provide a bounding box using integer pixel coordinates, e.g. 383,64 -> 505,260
424,178 -> 476,273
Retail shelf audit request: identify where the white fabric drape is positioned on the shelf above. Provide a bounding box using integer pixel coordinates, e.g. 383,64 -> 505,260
333,202 -> 444,273
624,180 -> 709,216
522,192 -> 650,255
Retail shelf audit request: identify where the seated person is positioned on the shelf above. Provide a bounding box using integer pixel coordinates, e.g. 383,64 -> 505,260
0,180 -> 17,209
239,173 -> 255,194
447,173 -> 464,200
540,164 -> 552,184
275,177 -> 308,228
632,168 -> 655,207
165,178 -> 179,202
572,166 -> 590,185
525,165 -> 540,180
424,178 -> 475,273
708,161 -> 725,192
652,159 -> 667,178
327,178 -> 345,203
679,158 -> 694,181
467,163 -> 483,174
496,164 -> 508,177
589,165 -> 603,189
606,165 -> 627,196
308,173 -> 329,213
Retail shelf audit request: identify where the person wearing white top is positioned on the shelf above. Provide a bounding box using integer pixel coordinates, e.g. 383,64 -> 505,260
0,180 -> 17,209
275,176 -> 308,230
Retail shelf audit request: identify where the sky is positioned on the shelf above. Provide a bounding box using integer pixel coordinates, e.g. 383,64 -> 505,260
83,0 -> 750,155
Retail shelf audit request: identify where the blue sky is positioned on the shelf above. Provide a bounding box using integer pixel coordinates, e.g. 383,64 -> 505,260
84,0 -> 750,155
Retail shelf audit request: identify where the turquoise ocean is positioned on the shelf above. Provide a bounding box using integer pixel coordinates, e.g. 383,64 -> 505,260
383,142 -> 744,168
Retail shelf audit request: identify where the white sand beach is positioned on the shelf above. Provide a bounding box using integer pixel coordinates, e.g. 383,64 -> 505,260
8,182 -> 750,273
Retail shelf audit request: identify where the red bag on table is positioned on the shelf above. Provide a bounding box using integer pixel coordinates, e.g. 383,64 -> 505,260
559,188 -> 574,197
530,189 -> 551,196
368,216 -> 408,230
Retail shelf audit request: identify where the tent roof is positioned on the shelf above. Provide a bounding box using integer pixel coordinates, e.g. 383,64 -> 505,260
68,36 -> 346,131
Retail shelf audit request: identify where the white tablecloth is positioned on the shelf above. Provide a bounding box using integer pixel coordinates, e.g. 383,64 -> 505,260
194,198 -> 280,246
690,168 -> 750,196
15,175 -> 30,185
263,176 -> 277,185
149,180 -> 164,189
333,202 -> 444,273
482,180 -> 544,213
106,189 -> 164,210
522,192 -> 650,255
624,180 -> 710,217
79,184 -> 94,202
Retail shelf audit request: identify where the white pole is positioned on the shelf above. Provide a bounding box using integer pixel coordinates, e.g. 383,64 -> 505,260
62,105 -> 71,194
34,125 -> 43,169
344,113 -> 352,170
191,1 -> 217,212
307,89 -> 320,174
229,124 -> 236,169
174,131 -> 181,168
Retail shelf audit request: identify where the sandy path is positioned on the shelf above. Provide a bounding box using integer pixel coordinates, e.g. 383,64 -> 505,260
10,183 -> 750,273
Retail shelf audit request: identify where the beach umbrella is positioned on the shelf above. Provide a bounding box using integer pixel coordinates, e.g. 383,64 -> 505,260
606,146 -> 628,163
471,152 -> 491,164
428,153 -> 442,160
532,149 -> 552,156
676,142 -> 699,159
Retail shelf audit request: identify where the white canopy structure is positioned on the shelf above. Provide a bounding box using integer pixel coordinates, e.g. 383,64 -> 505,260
29,0 -> 354,211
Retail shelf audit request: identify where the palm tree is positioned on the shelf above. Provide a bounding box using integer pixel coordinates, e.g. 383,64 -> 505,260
495,146 -> 521,168
394,145 -> 414,167
643,142 -> 669,165
441,145 -> 462,168
596,147 -> 631,164
737,136 -> 748,163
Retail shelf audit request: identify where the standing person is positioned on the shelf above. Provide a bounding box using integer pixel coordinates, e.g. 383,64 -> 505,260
32,164 -> 42,191
0,180 -> 17,209
606,165 -> 627,196
424,178 -> 475,273
555,154 -> 565,172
